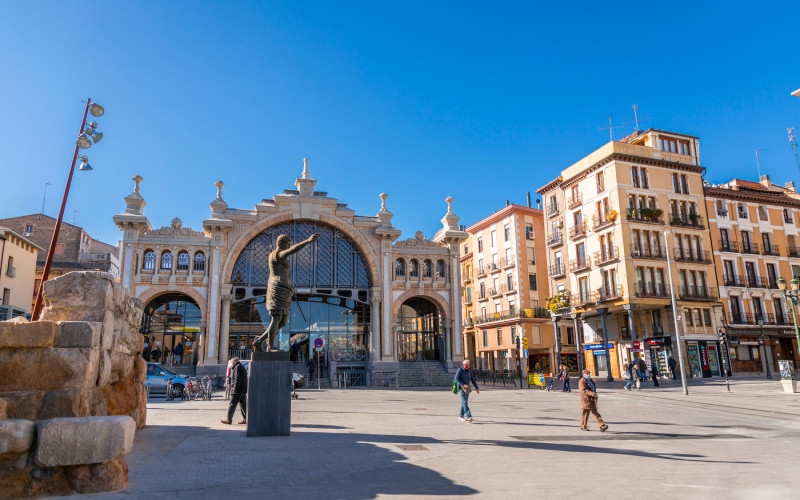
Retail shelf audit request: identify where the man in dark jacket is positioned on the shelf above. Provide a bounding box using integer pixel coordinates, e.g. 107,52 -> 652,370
454,359 -> 480,423
221,357 -> 247,425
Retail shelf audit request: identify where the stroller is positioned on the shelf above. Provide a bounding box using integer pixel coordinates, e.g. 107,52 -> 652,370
291,373 -> 304,399
545,375 -> 556,392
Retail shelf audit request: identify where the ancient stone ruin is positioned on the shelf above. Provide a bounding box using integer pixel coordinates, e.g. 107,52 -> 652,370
0,272 -> 145,497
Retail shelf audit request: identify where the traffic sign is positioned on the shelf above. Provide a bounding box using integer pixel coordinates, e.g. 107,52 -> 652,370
523,349 -> 529,357
632,340 -> 641,349
314,338 -> 324,348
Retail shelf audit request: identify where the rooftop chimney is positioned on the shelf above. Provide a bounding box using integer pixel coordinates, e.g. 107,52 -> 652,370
536,199 -> 542,209
526,192 -> 531,208
760,174 -> 771,188
786,181 -> 796,193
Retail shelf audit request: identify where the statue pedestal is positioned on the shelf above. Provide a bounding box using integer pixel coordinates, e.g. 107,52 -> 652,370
247,351 -> 291,437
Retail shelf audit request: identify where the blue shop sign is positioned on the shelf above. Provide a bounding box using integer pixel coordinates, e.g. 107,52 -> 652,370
584,343 -> 613,351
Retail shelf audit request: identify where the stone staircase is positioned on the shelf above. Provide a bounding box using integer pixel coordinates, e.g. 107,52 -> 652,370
293,360 -> 332,389
169,364 -> 197,377
397,360 -> 454,387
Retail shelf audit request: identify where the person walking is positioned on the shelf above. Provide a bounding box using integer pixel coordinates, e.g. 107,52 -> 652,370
221,357 -> 247,425
224,359 -> 233,400
651,358 -> 660,387
668,356 -> 677,380
578,369 -> 608,432
173,342 -> 183,365
151,346 -> 162,366
308,354 -> 316,382
559,364 -> 571,392
632,360 -> 642,390
624,360 -> 635,391
454,359 -> 480,422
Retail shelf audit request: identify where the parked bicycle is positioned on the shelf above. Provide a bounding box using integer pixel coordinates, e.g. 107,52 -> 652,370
185,376 -> 214,400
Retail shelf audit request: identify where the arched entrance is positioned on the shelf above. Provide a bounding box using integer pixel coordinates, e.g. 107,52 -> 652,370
141,294 -> 202,366
398,297 -> 445,362
228,221 -> 373,365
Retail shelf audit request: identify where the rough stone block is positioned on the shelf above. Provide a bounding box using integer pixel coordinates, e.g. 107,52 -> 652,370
65,458 -> 128,493
108,351 -> 133,383
0,391 -> 44,420
38,389 -> 93,420
133,356 -> 147,384
54,321 -> 102,348
0,419 -> 34,457
40,272 -> 114,323
0,348 -> 99,392
96,350 -> 112,387
0,321 -> 56,348
35,416 -> 135,467
0,398 -> 6,419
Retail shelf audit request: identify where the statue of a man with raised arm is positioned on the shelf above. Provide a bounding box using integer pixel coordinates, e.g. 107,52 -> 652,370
252,233 -> 318,352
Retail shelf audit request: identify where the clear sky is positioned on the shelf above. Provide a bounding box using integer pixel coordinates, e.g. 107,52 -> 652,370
2,1 -> 799,247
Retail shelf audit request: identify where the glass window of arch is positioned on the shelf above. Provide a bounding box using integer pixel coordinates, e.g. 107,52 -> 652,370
409,259 -> 419,278
160,251 -> 172,270
423,259 -> 432,278
395,258 -> 406,277
177,252 -> 190,271
436,260 -> 446,278
143,250 -> 155,270
193,252 -> 205,272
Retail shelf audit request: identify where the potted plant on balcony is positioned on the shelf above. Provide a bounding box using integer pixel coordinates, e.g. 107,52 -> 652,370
607,209 -> 618,222
545,290 -> 571,313
689,212 -> 702,225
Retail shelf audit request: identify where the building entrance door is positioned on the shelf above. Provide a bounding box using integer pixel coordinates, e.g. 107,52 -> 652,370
397,297 -> 444,362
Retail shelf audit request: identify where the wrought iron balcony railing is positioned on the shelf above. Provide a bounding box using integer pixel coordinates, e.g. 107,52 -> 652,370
718,240 -> 738,252
677,286 -> 717,301
593,246 -> 618,265
672,249 -> 712,264
740,242 -> 760,255
669,213 -> 705,229
626,208 -> 664,224
634,283 -> 671,298
548,264 -> 566,278
547,232 -> 564,247
569,257 -> 591,273
631,244 -> 666,260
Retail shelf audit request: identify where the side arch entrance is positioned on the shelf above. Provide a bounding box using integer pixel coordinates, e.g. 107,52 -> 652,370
397,297 -> 446,362
141,293 -> 202,366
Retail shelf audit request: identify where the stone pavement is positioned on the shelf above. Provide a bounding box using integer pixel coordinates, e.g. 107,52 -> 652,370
68,376 -> 800,499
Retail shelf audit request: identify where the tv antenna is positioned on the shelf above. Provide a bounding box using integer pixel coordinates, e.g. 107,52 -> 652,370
41,181 -> 52,214
633,104 -> 640,131
789,128 -> 800,171
755,148 -> 768,179
599,115 -> 624,141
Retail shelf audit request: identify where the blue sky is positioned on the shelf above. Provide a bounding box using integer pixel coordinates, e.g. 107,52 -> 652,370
1,1 -> 799,246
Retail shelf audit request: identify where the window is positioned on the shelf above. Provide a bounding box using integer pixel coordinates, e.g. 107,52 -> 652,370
422,259 -> 432,278
497,328 -> 503,345
160,251 -> 172,270
596,171 -> 605,193
491,230 -> 496,248
478,258 -> 484,274
409,259 -> 419,278
466,287 -> 472,302
395,258 -> 405,277
193,252 -> 205,272
529,274 -> 537,291
483,330 -> 488,347
702,309 -> 711,326
177,251 -> 190,271
478,238 -> 483,252
525,224 -> 534,240
504,225 -> 510,241
23,224 -> 32,236
640,168 -> 649,189
507,273 -> 514,291
737,203 -> 748,219
2,288 -> 9,305
143,250 -> 155,270
758,206 -> 769,222
631,166 -> 640,187
479,282 -> 485,299
5,256 -> 14,276
436,260 -> 446,278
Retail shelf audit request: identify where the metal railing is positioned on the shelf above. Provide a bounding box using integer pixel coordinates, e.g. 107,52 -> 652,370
567,195 -> 582,209
547,232 -> 563,247
631,244 -> 666,260
592,212 -> 614,231
722,274 -> 745,287
593,246 -> 618,264
547,204 -> 559,217
788,246 -> 800,257
762,245 -> 780,256
677,286 -> 717,300
718,240 -> 739,252
740,242 -> 760,255
548,264 -> 566,277
474,370 -> 520,388
634,283 -> 671,298
592,285 -> 624,302
672,249 -> 712,263
669,213 -> 705,229
569,257 -> 591,272
626,208 -> 664,224
745,276 -> 768,289
473,306 -> 551,326
569,223 -> 587,239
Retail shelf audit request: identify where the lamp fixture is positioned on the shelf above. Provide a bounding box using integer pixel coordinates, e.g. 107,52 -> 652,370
84,121 -> 103,143
78,155 -> 92,171
89,102 -> 104,117
76,133 -> 92,149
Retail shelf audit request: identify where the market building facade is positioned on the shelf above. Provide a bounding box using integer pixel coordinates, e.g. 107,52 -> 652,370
113,160 -> 467,385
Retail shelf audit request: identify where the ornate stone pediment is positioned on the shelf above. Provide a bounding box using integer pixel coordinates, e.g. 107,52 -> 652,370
146,218 -> 206,238
394,230 -> 439,248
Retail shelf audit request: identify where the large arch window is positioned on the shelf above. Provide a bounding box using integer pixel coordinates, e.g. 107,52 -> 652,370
177,251 -> 190,271
143,250 -> 155,270
436,259 -> 446,278
140,294 -> 202,368
395,258 -> 406,278
160,251 -> 172,270
409,259 -> 419,278
193,252 -> 205,272
423,259 -> 432,278
397,297 -> 444,361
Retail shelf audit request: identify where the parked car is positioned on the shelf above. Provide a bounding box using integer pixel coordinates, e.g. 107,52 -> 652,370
145,362 -> 188,397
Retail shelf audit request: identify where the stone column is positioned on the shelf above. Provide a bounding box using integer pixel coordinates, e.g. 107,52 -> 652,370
206,247 -> 221,362
370,290 -> 381,362
122,243 -> 134,290
451,252 -> 463,360
218,291 -> 232,364
570,312 -> 583,373
382,251 -> 394,359
552,314 -> 562,373
197,320 -> 207,365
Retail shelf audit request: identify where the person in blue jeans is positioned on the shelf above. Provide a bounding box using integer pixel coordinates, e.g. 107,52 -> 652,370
624,360 -> 635,391
454,359 -> 480,422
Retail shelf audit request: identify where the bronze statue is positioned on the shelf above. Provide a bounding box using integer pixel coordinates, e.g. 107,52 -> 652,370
252,233 -> 318,352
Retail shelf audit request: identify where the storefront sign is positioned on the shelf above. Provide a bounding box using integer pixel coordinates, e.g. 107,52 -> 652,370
584,343 -> 613,350
728,339 -> 740,346
646,337 -> 672,347
592,350 -> 607,355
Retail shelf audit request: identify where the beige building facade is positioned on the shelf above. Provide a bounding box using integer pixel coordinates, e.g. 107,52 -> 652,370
538,129 -> 722,380
460,204 -> 552,375
113,160 -> 468,384
0,227 -> 43,318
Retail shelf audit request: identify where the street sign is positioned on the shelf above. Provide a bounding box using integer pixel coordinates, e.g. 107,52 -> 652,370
314,338 -> 324,348
315,347 -> 323,352
523,349 -> 529,357
584,343 -> 613,350
632,340 -> 641,349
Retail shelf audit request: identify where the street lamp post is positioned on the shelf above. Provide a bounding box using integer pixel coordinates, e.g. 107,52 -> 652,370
717,329 -> 731,392
32,98 -> 105,320
663,230 -> 689,395
777,277 -> 800,370
551,313 -> 562,378
757,316 -> 773,379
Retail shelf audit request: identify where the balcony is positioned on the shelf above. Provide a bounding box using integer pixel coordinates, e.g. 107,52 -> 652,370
776,313 -> 790,325
501,283 -> 515,295
740,242 -> 760,255
737,209 -> 749,220
717,209 -> 728,218
476,266 -> 487,278
592,212 -> 615,231
594,246 -> 619,265
672,249 -> 712,264
730,312 -> 778,326
626,208 -> 664,225
476,292 -> 488,302
669,213 -> 705,229
718,240 -> 739,253
547,203 -> 559,218
762,244 -> 780,257
631,244 -> 666,260
474,306 -> 551,326
498,256 -> 516,269
722,274 -> 745,287
677,286 -> 717,301
569,223 -> 587,240
567,194 -> 582,209
486,262 -> 500,274
634,283 -> 671,298
569,256 -> 591,273
489,287 -> 502,298
462,318 -> 474,329
572,291 -> 593,307
593,285 -> 624,303
785,214 -> 794,224
547,232 -> 563,247
548,264 -> 566,278
745,276 -> 767,289
788,246 -> 800,258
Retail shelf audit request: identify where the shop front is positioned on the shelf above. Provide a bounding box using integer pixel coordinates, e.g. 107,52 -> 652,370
684,339 -> 720,378
582,342 -> 618,378
645,336 -> 672,377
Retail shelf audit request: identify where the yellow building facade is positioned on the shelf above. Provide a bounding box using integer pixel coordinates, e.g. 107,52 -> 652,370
0,227 -> 43,319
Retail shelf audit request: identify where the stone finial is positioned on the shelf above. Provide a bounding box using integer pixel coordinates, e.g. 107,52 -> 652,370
132,175 -> 143,195
446,196 -> 454,215
214,180 -> 224,201
302,158 -> 310,179
379,192 -> 388,212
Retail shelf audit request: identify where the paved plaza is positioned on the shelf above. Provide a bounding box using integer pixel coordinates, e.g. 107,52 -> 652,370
75,377 -> 800,499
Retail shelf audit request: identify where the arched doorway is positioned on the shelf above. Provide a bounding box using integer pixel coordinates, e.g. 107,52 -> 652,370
398,297 -> 445,362
228,221 -> 373,364
141,294 -> 202,366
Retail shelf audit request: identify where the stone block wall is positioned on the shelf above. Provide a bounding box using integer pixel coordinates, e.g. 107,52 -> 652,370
0,272 -> 145,497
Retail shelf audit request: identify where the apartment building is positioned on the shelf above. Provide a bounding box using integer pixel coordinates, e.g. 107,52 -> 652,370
705,175 -> 800,375
460,203 -> 552,374
538,129 -> 722,380
0,227 -> 43,318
